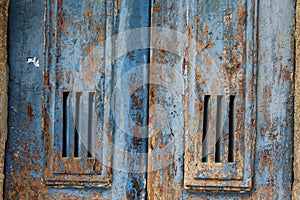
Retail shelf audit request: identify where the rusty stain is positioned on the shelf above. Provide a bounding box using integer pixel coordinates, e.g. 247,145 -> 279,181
40,0 -> 114,190
66,71 -> 70,84
153,4 -> 162,13
26,104 -> 34,120
87,9 -> 93,18
116,0 -> 120,15
5,0 -> 295,198
57,0 -> 62,10
96,35 -> 105,42
44,72 -> 49,86
149,0 -> 256,194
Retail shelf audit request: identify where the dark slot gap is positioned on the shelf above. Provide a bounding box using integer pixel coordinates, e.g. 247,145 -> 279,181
87,92 -> 95,158
74,92 -> 82,158
215,95 -> 223,163
62,91 -> 69,158
202,95 -> 210,163
228,95 -> 235,163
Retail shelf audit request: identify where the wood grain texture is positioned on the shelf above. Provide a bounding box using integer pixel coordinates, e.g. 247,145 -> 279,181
147,1 -> 187,199
253,0 -> 295,199
0,0 -> 9,199
148,0 -> 295,199
3,0 -> 296,199
294,0 -> 300,199
5,0 -> 150,199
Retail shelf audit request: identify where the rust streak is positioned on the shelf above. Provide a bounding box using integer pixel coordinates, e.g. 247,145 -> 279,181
26,104 -> 34,120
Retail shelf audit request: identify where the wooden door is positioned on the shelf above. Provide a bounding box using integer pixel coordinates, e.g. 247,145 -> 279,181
5,0 -> 295,199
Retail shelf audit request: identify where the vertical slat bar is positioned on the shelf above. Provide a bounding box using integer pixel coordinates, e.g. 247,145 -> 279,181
93,90 -> 103,175
215,95 -> 224,163
102,0 -> 113,178
67,93 -> 75,158
194,96 -> 204,165
207,95 -> 217,163
96,73 -> 105,173
222,96 -> 230,164
79,92 -> 88,158
94,92 -> 103,162
88,92 -> 95,158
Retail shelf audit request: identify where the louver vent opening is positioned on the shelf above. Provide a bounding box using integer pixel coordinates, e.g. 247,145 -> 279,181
62,91 -> 97,158
183,0 -> 256,192
200,95 -> 236,164
44,0 -> 113,188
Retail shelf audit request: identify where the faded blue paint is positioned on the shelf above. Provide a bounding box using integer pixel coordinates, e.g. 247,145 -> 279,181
5,0 -> 150,198
4,0 -> 295,199
5,0 -> 45,194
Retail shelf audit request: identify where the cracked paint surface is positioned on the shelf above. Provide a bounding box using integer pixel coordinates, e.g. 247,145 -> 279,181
4,0 -> 295,199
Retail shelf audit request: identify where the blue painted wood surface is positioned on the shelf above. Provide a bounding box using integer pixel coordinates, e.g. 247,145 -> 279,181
4,0 -> 295,199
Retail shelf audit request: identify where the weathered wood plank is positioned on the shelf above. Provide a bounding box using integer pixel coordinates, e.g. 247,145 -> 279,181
148,0 -> 187,199
253,0 -> 295,199
294,0 -> 300,199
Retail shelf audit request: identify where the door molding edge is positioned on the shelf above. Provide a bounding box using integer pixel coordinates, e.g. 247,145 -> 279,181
294,0 -> 300,199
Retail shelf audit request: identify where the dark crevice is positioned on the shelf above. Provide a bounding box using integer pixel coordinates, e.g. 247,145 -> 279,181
228,95 -> 235,163
202,95 -> 210,163
62,91 -> 69,158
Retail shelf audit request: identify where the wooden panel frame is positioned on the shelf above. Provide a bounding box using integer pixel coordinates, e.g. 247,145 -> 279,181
183,0 -> 258,192
43,0 -> 114,188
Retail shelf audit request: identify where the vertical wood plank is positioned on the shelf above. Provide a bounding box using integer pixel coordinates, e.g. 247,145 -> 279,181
294,0 -> 300,198
253,0 -> 295,199
110,0 -> 150,199
148,0 -> 187,199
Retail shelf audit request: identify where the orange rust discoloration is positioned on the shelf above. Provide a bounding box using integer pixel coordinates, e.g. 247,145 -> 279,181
57,12 -> 65,38
86,40 -> 95,57
77,24 -> 81,31
181,0 -> 256,194
66,71 -> 71,84
42,0 -> 113,189
5,136 -> 49,199
237,4 -> 247,66
44,72 -> 49,86
26,104 -> 34,120
148,1 -> 186,198
96,35 -> 105,43
153,4 -> 162,13
87,9 -> 93,18
57,0 -> 62,10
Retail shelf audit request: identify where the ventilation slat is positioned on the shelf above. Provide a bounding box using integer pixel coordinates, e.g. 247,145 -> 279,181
68,93 -> 76,158
183,0 -> 256,190
88,92 -> 95,158
62,92 -> 76,158
222,97 -> 230,164
207,96 -> 218,163
74,92 -> 82,158
215,95 -> 224,163
79,92 -> 89,158
62,91 -> 100,159
200,95 -> 236,164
